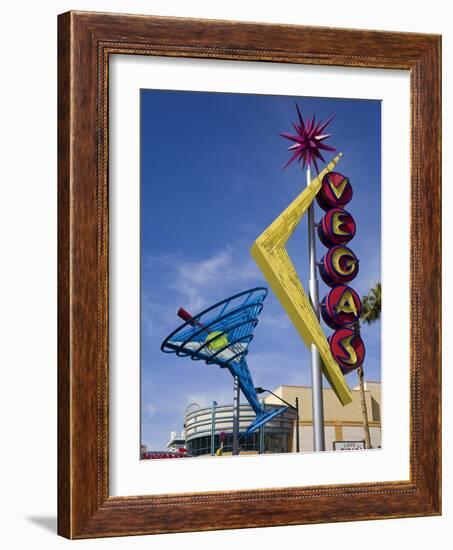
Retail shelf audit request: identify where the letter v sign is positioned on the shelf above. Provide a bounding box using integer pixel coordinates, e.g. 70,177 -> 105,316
328,174 -> 350,200
250,152 -> 353,406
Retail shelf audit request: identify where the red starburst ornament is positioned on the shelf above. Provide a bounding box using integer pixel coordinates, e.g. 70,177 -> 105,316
281,103 -> 336,173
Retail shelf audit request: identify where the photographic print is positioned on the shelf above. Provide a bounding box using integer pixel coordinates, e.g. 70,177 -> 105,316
58,13 -> 441,536
140,90 -> 381,459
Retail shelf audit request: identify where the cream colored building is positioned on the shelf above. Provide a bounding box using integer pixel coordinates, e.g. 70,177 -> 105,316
183,381 -> 381,455
263,382 -> 381,452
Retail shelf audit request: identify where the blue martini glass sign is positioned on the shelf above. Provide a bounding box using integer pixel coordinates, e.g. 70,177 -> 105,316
161,288 -> 288,440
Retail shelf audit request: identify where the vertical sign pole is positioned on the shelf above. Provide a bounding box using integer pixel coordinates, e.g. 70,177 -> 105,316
259,398 -> 265,454
211,401 -> 217,456
307,167 -> 326,452
232,375 -> 240,455
295,396 -> 300,453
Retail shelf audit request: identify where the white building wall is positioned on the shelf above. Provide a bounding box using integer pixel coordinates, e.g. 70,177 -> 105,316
300,426 -> 313,452
298,426 -> 336,452
370,427 -> 382,448
341,426 -> 381,448
341,426 -> 366,442
324,426 -> 336,451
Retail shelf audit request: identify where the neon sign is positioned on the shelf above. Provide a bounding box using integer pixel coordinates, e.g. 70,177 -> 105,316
318,171 -> 365,373
318,207 -> 356,247
316,172 -> 352,210
250,154 -> 353,406
321,285 -> 362,329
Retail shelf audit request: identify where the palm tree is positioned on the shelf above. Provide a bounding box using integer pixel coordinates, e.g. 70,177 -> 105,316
361,283 -> 381,325
356,283 -> 381,449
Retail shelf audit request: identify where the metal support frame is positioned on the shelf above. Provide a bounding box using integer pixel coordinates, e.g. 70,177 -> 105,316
307,167 -> 326,452
210,400 -> 217,456
232,375 -> 240,455
259,398 -> 265,453
255,388 -> 300,453
295,396 -> 300,453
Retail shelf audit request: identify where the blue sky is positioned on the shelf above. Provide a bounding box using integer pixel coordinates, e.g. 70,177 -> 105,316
140,90 -> 381,451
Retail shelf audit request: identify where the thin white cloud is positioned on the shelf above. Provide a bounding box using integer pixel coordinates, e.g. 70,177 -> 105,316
141,291 -> 156,336
141,291 -> 181,337
247,349 -> 311,387
171,246 -> 259,311
352,249 -> 381,297
145,246 -> 261,314
259,312 -> 291,331
185,388 -> 234,408
144,403 -> 157,417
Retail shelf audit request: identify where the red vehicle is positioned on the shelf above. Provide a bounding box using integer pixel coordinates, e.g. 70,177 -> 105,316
142,448 -> 191,459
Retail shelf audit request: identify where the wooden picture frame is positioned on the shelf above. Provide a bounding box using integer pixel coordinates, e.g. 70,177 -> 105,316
58,11 -> 441,539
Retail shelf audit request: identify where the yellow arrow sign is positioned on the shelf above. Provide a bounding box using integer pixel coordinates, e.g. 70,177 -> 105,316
250,153 -> 352,406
